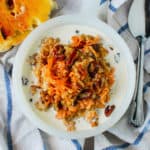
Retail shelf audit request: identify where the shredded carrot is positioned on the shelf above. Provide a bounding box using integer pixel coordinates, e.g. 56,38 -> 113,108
30,34 -> 115,131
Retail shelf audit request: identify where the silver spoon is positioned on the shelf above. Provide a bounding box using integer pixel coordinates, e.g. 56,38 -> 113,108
128,0 -> 150,127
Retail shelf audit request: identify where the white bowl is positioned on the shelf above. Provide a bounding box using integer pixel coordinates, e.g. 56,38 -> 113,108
12,14 -> 136,139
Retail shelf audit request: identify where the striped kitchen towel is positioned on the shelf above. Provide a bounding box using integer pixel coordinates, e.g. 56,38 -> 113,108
0,0 -> 150,150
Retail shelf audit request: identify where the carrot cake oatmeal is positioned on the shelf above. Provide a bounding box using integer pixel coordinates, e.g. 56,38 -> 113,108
29,34 -> 115,131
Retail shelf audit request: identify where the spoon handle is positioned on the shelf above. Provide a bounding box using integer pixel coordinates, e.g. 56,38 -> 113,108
83,137 -> 94,150
128,36 -> 145,127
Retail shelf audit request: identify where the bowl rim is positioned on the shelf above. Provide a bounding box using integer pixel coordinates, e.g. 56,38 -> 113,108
12,14 -> 136,139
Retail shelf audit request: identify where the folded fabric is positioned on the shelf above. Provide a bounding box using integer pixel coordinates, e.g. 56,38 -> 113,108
0,0 -> 150,150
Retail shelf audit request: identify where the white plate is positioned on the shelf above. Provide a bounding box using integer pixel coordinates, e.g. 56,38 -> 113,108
12,14 -> 136,139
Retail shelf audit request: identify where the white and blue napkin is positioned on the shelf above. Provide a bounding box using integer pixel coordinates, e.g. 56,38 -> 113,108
0,0 -> 150,150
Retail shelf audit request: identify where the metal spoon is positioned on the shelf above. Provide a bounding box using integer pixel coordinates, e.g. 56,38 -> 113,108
128,0 -> 150,127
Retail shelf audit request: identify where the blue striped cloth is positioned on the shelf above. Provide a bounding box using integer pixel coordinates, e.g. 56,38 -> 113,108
0,0 -> 150,150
